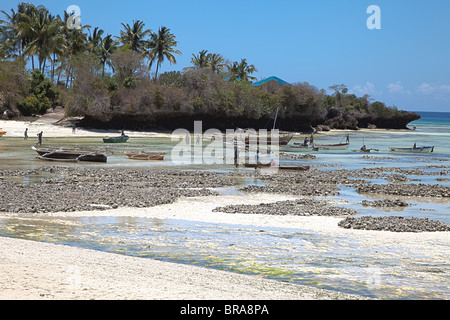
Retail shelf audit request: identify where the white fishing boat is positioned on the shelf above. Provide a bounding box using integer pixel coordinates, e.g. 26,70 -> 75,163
389,146 -> 434,153
312,142 -> 349,150
309,134 -> 350,151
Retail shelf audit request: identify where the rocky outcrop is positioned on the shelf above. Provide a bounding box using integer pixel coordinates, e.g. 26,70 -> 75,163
312,108 -> 421,131
213,199 -> 357,216
78,108 -> 420,133
338,216 -> 450,232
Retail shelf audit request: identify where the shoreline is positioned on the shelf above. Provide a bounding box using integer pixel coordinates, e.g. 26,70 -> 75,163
0,233 -> 365,300
0,236 -> 361,300
0,116 -> 417,139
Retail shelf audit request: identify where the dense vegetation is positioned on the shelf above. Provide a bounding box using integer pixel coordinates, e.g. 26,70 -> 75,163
0,3 -> 419,131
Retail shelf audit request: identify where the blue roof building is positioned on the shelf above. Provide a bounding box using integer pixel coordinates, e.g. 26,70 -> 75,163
252,76 -> 290,87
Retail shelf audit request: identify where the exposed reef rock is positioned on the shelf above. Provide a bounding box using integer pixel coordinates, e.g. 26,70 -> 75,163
338,216 -> 450,232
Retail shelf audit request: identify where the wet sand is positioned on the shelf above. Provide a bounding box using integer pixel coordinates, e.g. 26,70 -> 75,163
0,234 -> 363,300
1,194 -> 449,300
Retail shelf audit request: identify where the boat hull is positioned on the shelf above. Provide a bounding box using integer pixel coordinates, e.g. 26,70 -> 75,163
277,165 -> 310,171
125,153 -> 164,160
243,162 -> 272,168
32,147 -> 107,162
245,134 -> 293,146
389,146 -> 434,153
36,156 -> 78,163
103,136 -> 129,143
312,143 -> 349,150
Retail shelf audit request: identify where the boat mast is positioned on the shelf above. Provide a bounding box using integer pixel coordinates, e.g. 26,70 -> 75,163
273,107 -> 279,130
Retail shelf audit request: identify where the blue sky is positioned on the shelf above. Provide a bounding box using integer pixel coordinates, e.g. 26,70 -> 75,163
2,0 -> 450,112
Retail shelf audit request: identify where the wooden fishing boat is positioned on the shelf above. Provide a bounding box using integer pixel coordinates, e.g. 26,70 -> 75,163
312,142 -> 349,150
36,156 -> 78,163
277,165 -> 310,171
245,132 -> 293,146
389,146 -> 434,153
125,152 -> 165,160
32,146 -> 107,162
103,136 -> 129,143
351,147 -> 379,153
290,142 -> 311,149
243,162 -> 272,168
0,129 -> 6,136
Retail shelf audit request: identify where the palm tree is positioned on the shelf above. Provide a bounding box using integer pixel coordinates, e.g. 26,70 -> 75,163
0,3 -> 36,56
228,58 -> 257,83
118,20 -> 151,52
186,49 -> 210,70
208,53 -> 227,74
21,6 -> 65,73
145,26 -> 181,80
56,10 -> 90,87
46,14 -> 66,81
0,3 -> 37,60
87,27 -> 104,54
98,34 -> 118,76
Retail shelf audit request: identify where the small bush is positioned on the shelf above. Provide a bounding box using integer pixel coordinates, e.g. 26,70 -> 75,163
17,95 -> 51,115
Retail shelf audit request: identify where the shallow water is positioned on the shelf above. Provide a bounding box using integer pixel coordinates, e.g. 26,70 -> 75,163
0,112 -> 449,299
0,213 -> 448,299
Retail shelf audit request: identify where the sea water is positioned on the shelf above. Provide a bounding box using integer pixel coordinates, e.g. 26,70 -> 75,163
0,111 -> 449,299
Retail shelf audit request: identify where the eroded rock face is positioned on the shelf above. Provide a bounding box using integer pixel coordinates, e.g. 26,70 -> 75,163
338,216 -> 450,233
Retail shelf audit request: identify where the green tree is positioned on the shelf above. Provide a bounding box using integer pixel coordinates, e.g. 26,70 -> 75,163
98,34 -> 118,76
186,49 -> 210,70
328,84 -> 347,108
145,26 -> 181,80
17,69 -> 57,115
118,20 -> 151,53
0,3 -> 37,59
227,58 -> 257,83
208,53 -> 227,74
20,6 -> 65,73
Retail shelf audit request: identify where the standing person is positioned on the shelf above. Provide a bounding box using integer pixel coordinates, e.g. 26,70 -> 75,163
234,141 -> 239,168
24,128 -> 28,140
36,131 -> 43,145
121,129 -> 125,139
72,123 -> 76,134
195,135 -> 200,145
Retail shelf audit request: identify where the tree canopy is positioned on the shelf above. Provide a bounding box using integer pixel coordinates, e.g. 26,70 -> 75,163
0,2 -> 416,130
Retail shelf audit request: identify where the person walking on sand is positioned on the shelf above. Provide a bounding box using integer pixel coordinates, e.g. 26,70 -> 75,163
24,128 -> 28,140
36,131 -> 43,145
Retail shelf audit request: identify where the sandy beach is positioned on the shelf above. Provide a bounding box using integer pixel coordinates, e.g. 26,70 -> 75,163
0,110 -> 176,139
0,234 -> 364,300
0,195 -> 366,300
1,193 -> 449,300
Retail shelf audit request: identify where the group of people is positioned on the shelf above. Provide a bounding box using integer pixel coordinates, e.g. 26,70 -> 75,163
24,128 -> 43,145
302,135 -> 315,147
